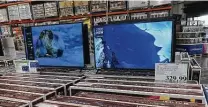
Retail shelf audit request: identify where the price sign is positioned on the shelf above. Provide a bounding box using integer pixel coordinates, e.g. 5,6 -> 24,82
155,63 -> 188,83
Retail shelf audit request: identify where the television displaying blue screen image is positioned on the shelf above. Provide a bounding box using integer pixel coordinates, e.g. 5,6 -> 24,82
31,23 -> 84,67
94,21 -> 173,69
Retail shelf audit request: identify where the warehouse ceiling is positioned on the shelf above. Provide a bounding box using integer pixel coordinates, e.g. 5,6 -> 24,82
183,1 -> 208,17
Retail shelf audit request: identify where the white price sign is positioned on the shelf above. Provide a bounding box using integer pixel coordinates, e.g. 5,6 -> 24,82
155,63 -> 188,83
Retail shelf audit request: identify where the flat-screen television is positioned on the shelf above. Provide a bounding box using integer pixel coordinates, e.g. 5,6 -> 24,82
24,23 -> 85,67
93,20 -> 174,69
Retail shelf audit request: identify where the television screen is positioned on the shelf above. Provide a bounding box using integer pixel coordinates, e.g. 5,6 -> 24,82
94,21 -> 173,69
24,23 -> 84,67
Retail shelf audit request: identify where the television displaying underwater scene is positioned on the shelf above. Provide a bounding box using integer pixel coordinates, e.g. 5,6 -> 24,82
31,23 -> 84,67
94,21 -> 173,69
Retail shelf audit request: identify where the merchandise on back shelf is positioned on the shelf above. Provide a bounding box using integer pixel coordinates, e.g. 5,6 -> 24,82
150,0 -> 171,7
202,28 -> 208,54
150,10 -> 169,18
12,27 -> 24,51
12,27 -> 23,37
128,0 -> 148,10
176,44 -> 203,55
32,3 -> 45,19
2,37 -> 16,59
0,1 -> 5,4
44,2 -> 58,17
93,16 -> 107,26
109,1 -> 126,11
130,12 -> 148,20
18,3 -> 32,20
177,20 -> 205,55
44,21 -> 59,25
183,27 -> 205,33
59,1 -> 74,17
74,1 -> 89,15
186,20 -> 205,26
0,25 -> 11,36
176,32 -> 201,38
0,8 -> 8,22
7,5 -> 20,21
91,1 -> 107,13
176,38 -> 202,44
108,14 -> 129,23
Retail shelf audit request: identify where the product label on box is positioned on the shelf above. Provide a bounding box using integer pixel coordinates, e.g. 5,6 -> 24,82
8,5 -> 20,21
22,66 -> 29,72
128,1 -> 148,9
74,1 -> 89,15
44,2 -> 58,17
30,61 -> 38,68
108,14 -> 129,23
59,1 -> 74,16
93,16 -> 107,26
131,12 -> 147,20
91,1 -> 107,12
14,60 -> 29,73
32,4 -> 45,19
155,63 -> 188,83
29,60 -> 38,73
18,3 -> 32,19
109,1 -> 126,11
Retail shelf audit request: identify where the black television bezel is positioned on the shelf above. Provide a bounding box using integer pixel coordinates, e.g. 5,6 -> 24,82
82,24 -> 91,65
92,17 -> 176,71
23,22 -> 86,68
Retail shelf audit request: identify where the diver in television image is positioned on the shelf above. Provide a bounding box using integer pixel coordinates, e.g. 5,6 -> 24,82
102,41 -> 110,68
35,30 -> 65,58
102,41 -> 119,68
111,52 -> 119,68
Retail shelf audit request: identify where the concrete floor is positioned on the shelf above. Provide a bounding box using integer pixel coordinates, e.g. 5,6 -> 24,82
196,56 -> 208,84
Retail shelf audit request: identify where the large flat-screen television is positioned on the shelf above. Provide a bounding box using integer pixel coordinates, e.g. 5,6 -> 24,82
24,23 -> 85,67
94,20 -> 174,69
